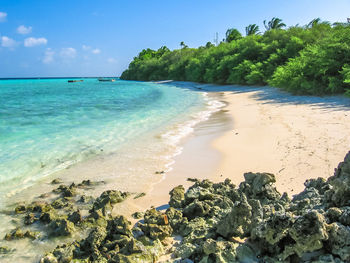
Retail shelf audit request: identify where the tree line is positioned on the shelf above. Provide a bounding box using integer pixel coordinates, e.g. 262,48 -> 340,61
121,18 -> 350,96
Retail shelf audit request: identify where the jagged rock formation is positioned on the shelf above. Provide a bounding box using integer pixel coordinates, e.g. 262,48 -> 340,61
3,152 -> 350,262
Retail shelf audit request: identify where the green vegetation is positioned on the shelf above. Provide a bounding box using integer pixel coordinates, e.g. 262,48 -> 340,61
121,18 -> 350,96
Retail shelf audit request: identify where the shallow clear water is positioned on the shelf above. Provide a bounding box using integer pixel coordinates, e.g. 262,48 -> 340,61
0,78 -> 208,201
0,79 -> 226,262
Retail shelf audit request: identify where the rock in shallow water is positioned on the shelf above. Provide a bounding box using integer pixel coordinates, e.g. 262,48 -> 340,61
49,218 -> 75,237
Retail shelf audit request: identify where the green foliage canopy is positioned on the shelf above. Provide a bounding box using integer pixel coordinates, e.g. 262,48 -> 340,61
121,19 -> 350,96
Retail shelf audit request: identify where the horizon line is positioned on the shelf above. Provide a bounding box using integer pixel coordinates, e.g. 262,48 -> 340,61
0,76 -> 120,80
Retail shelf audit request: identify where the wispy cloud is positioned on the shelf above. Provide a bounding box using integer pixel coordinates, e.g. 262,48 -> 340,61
42,48 -> 55,64
17,25 -> 32,35
24,37 -> 47,47
82,45 -> 101,54
107,58 -> 117,63
82,45 -> 91,51
60,47 -> 77,59
92,48 -> 101,54
0,12 -> 7,22
1,36 -> 17,48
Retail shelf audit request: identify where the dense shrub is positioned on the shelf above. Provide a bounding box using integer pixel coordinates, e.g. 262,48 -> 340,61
121,20 -> 350,96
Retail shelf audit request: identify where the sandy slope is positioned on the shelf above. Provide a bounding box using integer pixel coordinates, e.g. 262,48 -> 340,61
212,88 -> 350,195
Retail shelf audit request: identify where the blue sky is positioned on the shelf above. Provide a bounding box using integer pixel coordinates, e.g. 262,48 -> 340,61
0,0 -> 349,78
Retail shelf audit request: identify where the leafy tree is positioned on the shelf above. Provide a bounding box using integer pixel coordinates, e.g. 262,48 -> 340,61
205,42 -> 214,48
263,17 -> 286,31
225,28 -> 242,42
121,18 -> 349,96
245,24 -> 260,36
270,26 -> 350,95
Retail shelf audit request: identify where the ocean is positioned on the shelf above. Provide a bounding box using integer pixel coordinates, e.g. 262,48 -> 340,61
0,78 -> 222,205
0,78 -> 225,262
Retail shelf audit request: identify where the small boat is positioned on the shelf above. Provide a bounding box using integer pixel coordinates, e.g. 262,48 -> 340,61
68,80 -> 84,83
98,78 -> 116,82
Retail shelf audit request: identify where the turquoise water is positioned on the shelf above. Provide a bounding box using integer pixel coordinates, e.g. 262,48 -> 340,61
0,78 -> 207,199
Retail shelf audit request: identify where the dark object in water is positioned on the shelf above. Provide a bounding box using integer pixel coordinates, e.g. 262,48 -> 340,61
98,78 -> 116,82
68,80 -> 83,83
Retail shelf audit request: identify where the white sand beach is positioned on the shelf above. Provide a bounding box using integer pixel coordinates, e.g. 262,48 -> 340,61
129,84 -> 350,214
212,87 -> 350,195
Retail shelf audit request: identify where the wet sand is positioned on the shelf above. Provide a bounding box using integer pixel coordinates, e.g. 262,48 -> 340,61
124,105 -> 232,216
123,83 -> 350,217
126,83 -> 350,216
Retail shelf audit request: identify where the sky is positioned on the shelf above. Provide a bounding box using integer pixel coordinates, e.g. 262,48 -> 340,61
0,0 -> 349,78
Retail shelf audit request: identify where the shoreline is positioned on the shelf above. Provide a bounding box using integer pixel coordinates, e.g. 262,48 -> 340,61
126,82 -> 350,215
124,98 -> 232,215
0,83 -> 227,262
134,82 -> 350,212
2,82 -> 350,262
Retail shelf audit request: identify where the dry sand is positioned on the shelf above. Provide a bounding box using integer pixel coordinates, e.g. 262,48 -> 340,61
212,87 -> 350,195
126,84 -> 350,214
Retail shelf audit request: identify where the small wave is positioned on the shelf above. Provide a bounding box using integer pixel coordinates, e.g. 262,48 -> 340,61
160,92 -> 225,172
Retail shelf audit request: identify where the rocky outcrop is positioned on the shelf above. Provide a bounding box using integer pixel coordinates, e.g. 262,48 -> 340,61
4,151 -> 350,262
3,180 -> 129,242
40,215 -> 163,263
4,228 -> 39,241
163,151 -> 350,262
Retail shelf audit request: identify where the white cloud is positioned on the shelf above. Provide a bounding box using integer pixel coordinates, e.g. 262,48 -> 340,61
0,12 -> 7,22
17,25 -> 32,35
1,36 -> 17,48
82,45 -> 91,51
24,37 -> 47,47
60,47 -> 77,59
92,48 -> 101,54
107,58 -> 117,63
82,45 -> 101,54
43,48 -> 55,64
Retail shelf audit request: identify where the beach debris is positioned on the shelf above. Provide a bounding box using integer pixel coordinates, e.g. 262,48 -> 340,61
14,204 -> 26,214
77,179 -> 106,188
187,178 -> 199,183
155,170 -> 165,175
162,214 -> 169,225
132,211 -> 144,219
0,246 -> 15,254
133,192 -> 146,199
51,178 -> 63,185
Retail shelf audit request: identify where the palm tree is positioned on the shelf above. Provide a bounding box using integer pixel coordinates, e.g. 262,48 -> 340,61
333,21 -> 350,27
263,17 -> 286,31
225,28 -> 242,42
245,24 -> 260,36
306,18 -> 331,28
307,18 -> 321,28
180,41 -> 188,49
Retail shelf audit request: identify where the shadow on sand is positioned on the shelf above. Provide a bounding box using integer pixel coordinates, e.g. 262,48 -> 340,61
165,81 -> 350,112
